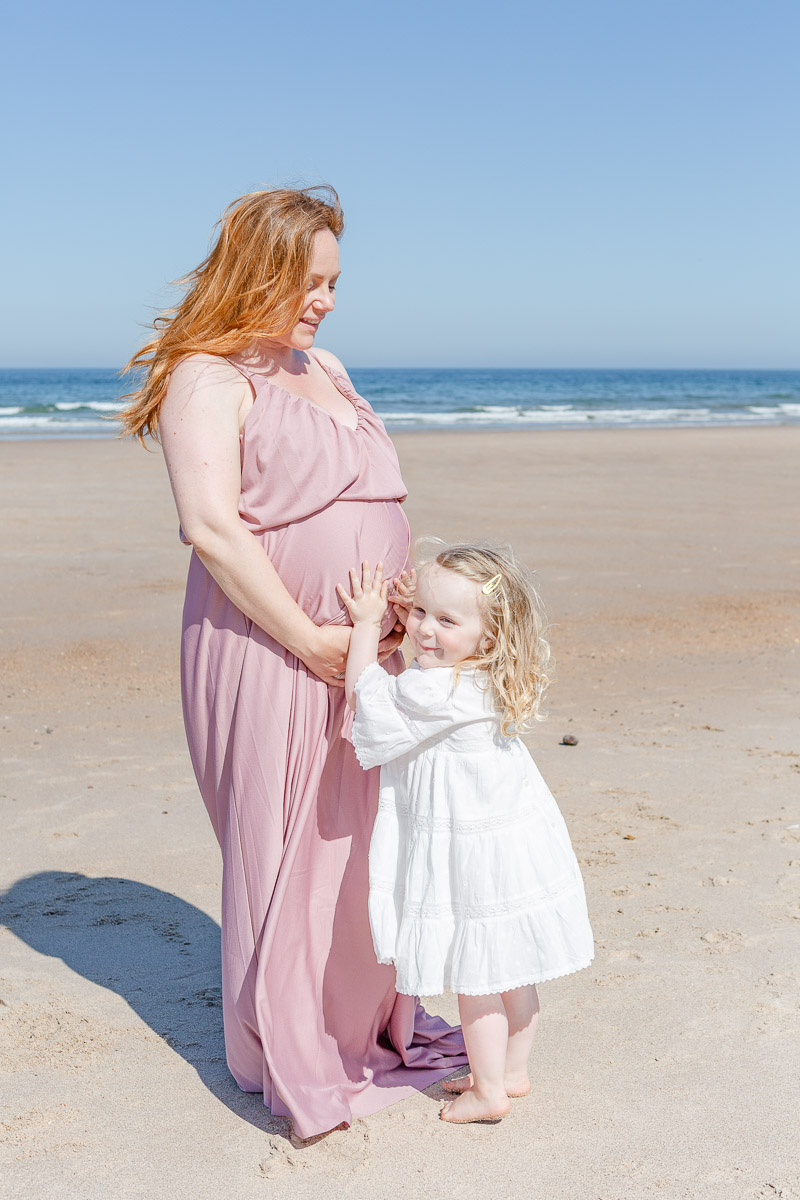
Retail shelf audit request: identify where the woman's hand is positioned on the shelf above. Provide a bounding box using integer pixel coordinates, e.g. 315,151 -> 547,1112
378,623 -> 406,661
302,624 -> 352,687
303,617 -> 403,687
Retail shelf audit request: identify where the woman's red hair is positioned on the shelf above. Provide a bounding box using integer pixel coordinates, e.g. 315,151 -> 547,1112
118,185 -> 344,443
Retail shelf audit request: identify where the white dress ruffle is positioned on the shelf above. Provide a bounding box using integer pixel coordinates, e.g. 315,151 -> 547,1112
353,661 -> 594,997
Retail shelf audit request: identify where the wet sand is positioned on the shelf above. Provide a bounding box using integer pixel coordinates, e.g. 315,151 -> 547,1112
1,428 -> 798,1199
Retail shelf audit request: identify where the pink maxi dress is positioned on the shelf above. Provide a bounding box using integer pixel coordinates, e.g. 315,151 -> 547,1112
180,353 -> 467,1138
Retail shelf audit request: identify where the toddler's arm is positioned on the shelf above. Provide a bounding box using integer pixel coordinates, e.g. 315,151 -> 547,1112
336,561 -> 389,711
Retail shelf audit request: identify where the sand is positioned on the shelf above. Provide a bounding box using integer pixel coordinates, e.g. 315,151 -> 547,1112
1,428 -> 798,1200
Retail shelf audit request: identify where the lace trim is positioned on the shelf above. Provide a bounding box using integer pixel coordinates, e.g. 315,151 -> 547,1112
351,720 -> 378,771
393,955 -> 595,997
369,876 -> 582,920
375,798 -> 543,835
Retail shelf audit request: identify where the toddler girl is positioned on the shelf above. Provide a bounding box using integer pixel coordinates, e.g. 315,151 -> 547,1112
336,544 -> 594,1125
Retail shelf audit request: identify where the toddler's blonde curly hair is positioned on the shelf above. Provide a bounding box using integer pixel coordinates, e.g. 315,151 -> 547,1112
413,540 -> 552,736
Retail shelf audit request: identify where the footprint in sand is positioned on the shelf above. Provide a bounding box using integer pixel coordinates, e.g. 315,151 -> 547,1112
700,930 -> 743,953
699,876 -> 743,887
259,1142 -> 311,1178
260,1119 -> 372,1177
604,949 -> 644,963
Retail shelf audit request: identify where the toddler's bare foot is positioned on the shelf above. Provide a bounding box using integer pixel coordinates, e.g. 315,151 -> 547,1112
439,1085 -> 510,1125
443,1072 -> 531,1098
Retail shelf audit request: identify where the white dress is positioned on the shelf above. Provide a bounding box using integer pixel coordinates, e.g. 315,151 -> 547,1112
352,661 -> 594,997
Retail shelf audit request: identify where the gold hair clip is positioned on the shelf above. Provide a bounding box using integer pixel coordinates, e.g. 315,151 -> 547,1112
482,572 -> 503,595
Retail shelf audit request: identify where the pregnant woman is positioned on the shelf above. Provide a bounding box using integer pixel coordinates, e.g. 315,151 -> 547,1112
119,186 -> 466,1138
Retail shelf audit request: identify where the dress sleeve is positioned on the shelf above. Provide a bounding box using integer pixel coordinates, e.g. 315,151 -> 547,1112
351,662 -> 478,769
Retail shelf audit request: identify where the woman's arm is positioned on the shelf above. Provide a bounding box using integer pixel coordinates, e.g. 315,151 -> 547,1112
160,356 -> 350,685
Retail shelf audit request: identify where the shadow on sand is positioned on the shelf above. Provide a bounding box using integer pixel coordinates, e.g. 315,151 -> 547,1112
0,870 -> 294,1140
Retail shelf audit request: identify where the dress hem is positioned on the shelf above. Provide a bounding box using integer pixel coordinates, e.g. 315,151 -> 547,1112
385,954 -> 595,997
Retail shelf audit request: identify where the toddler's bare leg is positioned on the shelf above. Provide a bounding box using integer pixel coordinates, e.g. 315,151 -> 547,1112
443,984 -> 539,1097
501,984 -> 539,1094
439,994 -> 511,1124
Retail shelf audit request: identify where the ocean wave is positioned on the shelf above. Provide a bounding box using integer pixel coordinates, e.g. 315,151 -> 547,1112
2,404 -> 798,437
376,405 -> 800,428
0,415 -> 66,428
0,414 -> 112,434
469,404 -> 522,414
2,367 -> 800,438
54,400 -> 124,412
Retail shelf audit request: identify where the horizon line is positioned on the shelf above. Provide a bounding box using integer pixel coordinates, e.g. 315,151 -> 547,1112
2,364 -> 799,374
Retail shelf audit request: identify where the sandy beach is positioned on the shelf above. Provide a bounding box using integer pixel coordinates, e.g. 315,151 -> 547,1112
1,427 -> 798,1200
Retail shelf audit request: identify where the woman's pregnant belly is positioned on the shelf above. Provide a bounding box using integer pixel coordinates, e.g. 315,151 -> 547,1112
260,498 -> 411,631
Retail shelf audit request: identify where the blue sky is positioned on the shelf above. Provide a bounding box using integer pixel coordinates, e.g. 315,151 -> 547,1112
1,0 -> 797,368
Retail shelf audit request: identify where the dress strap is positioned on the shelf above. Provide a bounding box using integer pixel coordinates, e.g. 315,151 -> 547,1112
308,350 -> 359,402
224,356 -> 259,406
224,356 -> 255,381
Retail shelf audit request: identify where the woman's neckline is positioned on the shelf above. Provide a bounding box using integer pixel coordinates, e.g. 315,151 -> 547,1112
233,350 -> 361,434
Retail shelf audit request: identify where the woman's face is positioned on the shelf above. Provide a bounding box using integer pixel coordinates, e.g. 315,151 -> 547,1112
274,228 -> 340,351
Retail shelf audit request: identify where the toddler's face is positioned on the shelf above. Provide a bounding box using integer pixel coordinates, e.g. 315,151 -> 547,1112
406,564 -> 485,669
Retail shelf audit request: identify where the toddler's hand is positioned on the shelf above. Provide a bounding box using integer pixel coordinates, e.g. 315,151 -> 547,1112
336,561 -> 389,628
389,568 -> 416,628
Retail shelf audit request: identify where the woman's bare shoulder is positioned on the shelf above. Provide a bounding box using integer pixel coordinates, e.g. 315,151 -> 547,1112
161,354 -> 251,434
168,352 -> 246,390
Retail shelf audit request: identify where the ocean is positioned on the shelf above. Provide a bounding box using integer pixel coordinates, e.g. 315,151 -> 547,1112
0,367 -> 798,438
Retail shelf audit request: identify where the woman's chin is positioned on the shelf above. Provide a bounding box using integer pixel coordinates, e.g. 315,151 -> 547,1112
293,325 -> 318,348
271,327 -> 316,352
